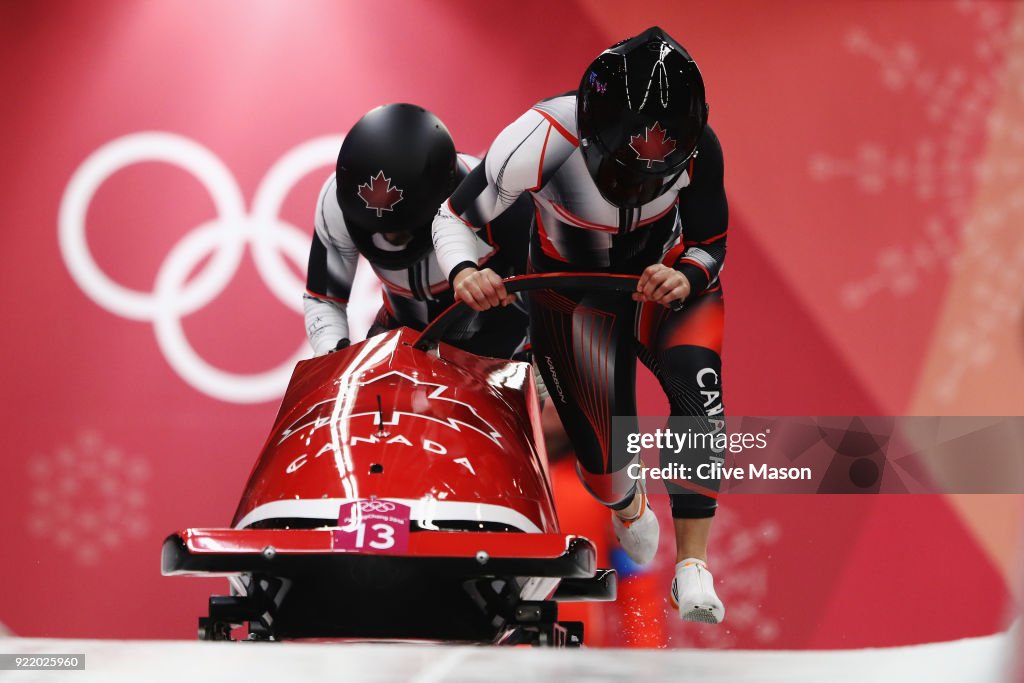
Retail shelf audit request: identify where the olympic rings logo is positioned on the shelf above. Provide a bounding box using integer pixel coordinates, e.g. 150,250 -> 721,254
58,132 -> 342,404
357,501 -> 396,513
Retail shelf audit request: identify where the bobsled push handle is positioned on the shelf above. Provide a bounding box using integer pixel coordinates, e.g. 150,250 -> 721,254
413,272 -> 641,352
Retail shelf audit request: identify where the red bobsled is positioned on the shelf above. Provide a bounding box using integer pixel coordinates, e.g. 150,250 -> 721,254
162,274 -> 637,645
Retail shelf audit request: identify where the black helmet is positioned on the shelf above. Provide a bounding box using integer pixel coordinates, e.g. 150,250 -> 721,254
336,103 -> 458,269
577,26 -> 708,209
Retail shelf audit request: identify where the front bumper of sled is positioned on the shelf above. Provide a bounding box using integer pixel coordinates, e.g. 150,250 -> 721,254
162,528 -> 616,643
162,528 -> 601,580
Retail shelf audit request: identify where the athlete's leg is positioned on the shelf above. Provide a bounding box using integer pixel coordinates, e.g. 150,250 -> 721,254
529,287 -> 640,508
638,286 -> 727,622
530,286 -> 661,564
638,287 -> 725,529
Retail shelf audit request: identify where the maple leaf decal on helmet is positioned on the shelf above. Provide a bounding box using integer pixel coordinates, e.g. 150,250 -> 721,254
629,122 -> 677,168
356,170 -> 404,217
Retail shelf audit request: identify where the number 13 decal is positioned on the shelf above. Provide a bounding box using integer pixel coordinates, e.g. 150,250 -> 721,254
334,500 -> 411,554
354,522 -> 396,550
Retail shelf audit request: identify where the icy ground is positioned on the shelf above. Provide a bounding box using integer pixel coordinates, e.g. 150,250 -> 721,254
0,629 -> 1016,683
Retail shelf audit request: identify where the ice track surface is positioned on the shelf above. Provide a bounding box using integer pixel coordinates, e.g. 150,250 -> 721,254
0,629 -> 1017,683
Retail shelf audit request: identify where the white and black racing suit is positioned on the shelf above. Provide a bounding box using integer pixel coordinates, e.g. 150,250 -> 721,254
433,96 -> 728,517
305,154 -> 531,358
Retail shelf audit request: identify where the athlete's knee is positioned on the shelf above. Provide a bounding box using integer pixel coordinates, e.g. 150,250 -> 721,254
658,345 -> 724,417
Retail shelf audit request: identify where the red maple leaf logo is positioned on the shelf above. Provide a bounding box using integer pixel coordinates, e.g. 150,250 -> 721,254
356,171 -> 404,217
629,122 -> 677,168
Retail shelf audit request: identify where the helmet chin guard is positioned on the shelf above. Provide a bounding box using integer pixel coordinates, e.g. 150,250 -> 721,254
346,220 -> 435,270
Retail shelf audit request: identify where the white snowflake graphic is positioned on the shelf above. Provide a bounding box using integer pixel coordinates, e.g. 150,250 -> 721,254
26,431 -> 151,566
808,2 -> 1024,402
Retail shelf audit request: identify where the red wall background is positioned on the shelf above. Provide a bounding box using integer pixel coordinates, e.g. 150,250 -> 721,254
1,0 -> 1021,648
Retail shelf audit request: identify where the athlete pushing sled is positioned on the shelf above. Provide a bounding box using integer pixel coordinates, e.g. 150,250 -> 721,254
433,26 -> 729,623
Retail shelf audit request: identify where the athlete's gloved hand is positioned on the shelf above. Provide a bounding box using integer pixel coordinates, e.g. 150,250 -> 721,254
453,267 -> 516,312
330,338 -> 350,352
635,264 -> 692,308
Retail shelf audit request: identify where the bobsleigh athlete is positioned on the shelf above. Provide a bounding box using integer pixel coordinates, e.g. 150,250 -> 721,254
303,103 -> 530,358
432,27 -> 729,623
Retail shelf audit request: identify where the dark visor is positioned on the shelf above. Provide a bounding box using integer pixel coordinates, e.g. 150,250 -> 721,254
583,145 -> 685,209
